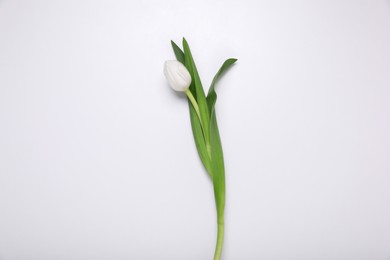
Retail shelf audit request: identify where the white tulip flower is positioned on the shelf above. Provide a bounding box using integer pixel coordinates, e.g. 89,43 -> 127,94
164,60 -> 192,92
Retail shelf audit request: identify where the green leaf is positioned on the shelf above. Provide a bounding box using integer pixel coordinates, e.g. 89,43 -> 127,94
170,40 -> 212,176
207,58 -> 237,117
182,38 -> 210,144
189,103 -> 212,176
207,58 -> 237,228
171,40 -> 185,64
210,111 -> 225,222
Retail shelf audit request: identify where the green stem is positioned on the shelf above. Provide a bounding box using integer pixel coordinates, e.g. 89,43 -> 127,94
213,218 -> 224,260
185,89 -> 209,151
185,89 -> 201,120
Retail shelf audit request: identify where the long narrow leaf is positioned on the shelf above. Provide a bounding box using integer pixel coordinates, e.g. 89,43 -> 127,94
207,58 -> 237,116
189,103 -> 213,176
183,38 -> 211,144
170,40 -> 212,176
208,58 -> 236,235
208,58 -> 237,96
210,111 -> 225,221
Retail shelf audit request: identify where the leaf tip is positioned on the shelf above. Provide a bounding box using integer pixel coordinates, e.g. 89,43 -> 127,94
182,37 -> 189,47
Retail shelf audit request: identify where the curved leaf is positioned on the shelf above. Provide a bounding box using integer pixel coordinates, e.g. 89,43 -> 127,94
207,58 -> 237,116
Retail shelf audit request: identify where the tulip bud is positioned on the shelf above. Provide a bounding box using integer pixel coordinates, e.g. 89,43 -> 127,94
164,60 -> 192,92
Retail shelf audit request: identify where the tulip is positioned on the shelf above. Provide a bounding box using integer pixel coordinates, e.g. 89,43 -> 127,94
164,60 -> 192,92
165,39 -> 237,260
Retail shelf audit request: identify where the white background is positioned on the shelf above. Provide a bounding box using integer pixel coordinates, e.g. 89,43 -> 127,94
1,1 -> 390,259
